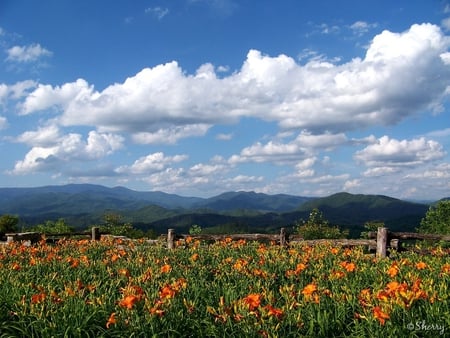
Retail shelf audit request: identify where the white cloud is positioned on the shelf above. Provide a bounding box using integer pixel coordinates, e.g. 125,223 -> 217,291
6,43 -> 52,63
362,167 -> 400,177
404,163 -> 450,179
145,7 -> 169,20
442,17 -> 450,31
343,179 -> 361,190
17,23 -> 449,141
132,124 -> 210,144
354,136 -> 446,168
115,152 -> 188,175
0,80 -> 36,106
11,131 -> 124,174
216,132 -> 233,140
0,116 -> 7,129
16,124 -> 60,146
229,131 -> 347,164
350,21 -> 377,36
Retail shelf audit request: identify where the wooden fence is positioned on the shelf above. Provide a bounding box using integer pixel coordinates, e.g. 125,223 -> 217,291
166,227 -> 450,258
5,227 -> 102,244
4,227 -> 450,258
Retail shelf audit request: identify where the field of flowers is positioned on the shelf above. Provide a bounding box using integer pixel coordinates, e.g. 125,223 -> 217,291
0,236 -> 449,337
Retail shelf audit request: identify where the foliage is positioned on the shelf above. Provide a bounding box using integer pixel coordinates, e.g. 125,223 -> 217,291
0,214 -> 19,234
189,224 -> 202,235
0,238 -> 448,336
31,218 -> 74,235
296,208 -> 349,239
99,212 -> 145,238
418,200 -> 450,235
360,221 -> 385,239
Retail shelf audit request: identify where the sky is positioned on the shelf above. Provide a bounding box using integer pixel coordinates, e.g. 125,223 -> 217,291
0,0 -> 450,200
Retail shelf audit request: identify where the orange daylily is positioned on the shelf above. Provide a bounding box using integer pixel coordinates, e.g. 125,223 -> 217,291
243,293 -> 261,310
415,262 -> 427,270
301,283 -> 318,296
264,305 -> 284,319
106,312 -> 117,328
31,292 -> 47,304
119,295 -> 139,309
340,261 -> 356,272
373,306 -> 390,325
387,262 -> 399,278
159,285 -> 176,300
160,264 -> 172,273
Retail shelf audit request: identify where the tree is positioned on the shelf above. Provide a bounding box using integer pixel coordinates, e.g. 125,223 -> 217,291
189,224 -> 202,235
99,212 -> 145,238
32,219 -> 74,234
418,200 -> 450,235
360,221 -> 385,239
295,208 -> 348,240
0,214 -> 19,235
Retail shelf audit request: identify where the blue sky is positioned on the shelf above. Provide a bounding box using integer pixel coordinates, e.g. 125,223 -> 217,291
1,0 -> 450,200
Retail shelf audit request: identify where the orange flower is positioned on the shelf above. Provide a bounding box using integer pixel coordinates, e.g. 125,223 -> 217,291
340,261 -> 356,272
301,283 -> 317,296
373,306 -> 390,325
295,263 -> 307,274
387,263 -> 399,277
190,253 -> 199,261
31,292 -> 47,304
243,293 -> 261,310
11,262 -> 21,271
264,305 -> 284,319
330,247 -> 339,255
441,263 -> 450,275
160,264 -> 171,273
159,285 -> 176,300
118,268 -> 131,278
415,262 -> 427,270
106,312 -> 117,328
119,295 -> 139,309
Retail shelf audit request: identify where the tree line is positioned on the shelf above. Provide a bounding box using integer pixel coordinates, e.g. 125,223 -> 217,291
1,201 -> 450,240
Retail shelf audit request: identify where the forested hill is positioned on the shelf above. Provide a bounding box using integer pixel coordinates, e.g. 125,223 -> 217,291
0,184 -> 435,236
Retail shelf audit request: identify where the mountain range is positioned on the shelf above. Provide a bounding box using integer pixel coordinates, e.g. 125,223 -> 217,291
0,184 -> 438,237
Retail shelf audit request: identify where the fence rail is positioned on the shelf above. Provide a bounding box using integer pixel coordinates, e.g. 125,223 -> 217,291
4,227 -> 449,258
167,227 -> 450,258
5,227 -> 102,244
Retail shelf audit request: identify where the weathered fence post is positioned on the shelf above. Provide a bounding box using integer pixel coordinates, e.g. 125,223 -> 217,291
167,229 -> 175,250
279,228 -> 286,246
376,227 -> 388,258
91,227 -> 100,241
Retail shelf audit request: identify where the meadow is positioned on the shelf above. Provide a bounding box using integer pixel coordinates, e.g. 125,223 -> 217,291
0,236 -> 449,337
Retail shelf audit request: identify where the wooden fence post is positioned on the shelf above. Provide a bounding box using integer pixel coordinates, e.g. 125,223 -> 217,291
376,227 -> 388,258
91,227 -> 100,241
167,229 -> 175,249
279,228 -> 286,246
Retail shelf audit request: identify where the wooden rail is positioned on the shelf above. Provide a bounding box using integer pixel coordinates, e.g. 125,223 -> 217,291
167,227 -> 450,258
5,227 -> 102,244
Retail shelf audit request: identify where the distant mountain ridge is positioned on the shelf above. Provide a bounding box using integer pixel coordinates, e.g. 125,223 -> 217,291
0,184 -> 437,236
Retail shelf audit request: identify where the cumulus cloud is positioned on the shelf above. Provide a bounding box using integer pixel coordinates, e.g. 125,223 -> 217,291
16,23 -> 449,142
115,152 -> 187,175
132,124 -> 210,144
11,130 -> 124,174
229,131 -> 347,164
0,80 -> 36,106
354,136 -> 446,168
6,43 -> 52,63
15,124 -> 60,146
